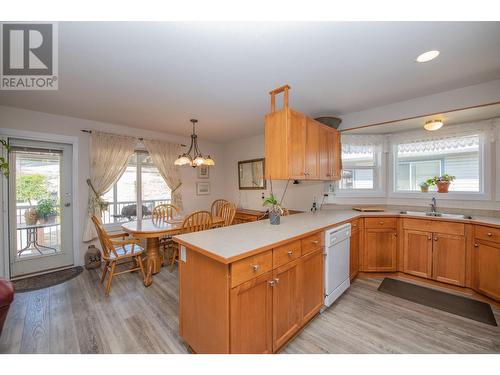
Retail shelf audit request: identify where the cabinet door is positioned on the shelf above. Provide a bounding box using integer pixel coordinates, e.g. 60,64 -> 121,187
288,111 -> 307,179
318,126 -> 330,180
474,241 -> 500,300
328,129 -> 342,180
305,118 -> 319,179
230,271 -> 273,353
300,249 -> 324,324
403,229 -> 433,279
432,233 -> 466,286
363,229 -> 397,271
349,229 -> 359,280
272,259 -> 301,351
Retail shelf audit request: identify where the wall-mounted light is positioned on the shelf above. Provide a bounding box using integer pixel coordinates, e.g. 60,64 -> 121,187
424,119 -> 444,131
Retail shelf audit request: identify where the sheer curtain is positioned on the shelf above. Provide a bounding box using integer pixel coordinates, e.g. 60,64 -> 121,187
142,139 -> 183,210
82,131 -> 137,242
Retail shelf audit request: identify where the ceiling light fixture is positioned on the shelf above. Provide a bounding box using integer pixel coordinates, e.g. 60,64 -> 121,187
424,119 -> 444,131
174,119 -> 215,167
416,50 -> 440,63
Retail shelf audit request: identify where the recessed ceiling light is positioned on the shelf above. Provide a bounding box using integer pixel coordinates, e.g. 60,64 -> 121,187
416,50 -> 440,63
424,119 -> 443,131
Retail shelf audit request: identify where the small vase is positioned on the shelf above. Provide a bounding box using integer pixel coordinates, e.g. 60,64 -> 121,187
269,211 -> 280,225
420,185 -> 429,193
437,181 -> 450,193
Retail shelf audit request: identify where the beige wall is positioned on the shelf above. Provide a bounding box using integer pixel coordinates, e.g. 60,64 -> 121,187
0,105 -> 225,276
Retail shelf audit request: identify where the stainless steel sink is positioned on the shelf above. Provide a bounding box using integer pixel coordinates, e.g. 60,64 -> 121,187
399,211 -> 472,220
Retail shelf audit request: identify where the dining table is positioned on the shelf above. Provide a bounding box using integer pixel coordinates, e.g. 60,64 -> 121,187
121,215 -> 225,286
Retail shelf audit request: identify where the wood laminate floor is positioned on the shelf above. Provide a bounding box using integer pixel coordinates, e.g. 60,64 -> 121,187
1,267 -> 499,354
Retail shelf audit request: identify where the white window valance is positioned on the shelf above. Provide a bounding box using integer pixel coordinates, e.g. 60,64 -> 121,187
397,134 -> 480,155
341,134 -> 385,154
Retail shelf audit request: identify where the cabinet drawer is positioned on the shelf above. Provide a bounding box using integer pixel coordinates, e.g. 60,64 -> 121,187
475,225 -> 500,244
273,240 -> 302,268
301,232 -> 324,255
364,217 -> 397,229
231,251 -> 273,287
403,218 -> 464,236
234,213 -> 258,222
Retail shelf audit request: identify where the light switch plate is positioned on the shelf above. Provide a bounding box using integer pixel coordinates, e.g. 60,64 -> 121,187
180,246 -> 187,262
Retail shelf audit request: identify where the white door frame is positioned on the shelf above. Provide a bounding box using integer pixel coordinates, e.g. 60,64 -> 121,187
0,128 -> 79,279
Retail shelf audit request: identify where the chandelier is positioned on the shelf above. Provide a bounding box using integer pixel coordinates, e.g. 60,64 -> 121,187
174,119 -> 215,167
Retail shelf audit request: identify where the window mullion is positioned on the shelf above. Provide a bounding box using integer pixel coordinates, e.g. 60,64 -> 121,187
136,154 -> 142,219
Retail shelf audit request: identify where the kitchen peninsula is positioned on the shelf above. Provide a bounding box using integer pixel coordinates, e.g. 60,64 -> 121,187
173,209 -> 500,353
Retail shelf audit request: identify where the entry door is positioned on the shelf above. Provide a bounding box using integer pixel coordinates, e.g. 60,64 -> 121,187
8,138 -> 74,278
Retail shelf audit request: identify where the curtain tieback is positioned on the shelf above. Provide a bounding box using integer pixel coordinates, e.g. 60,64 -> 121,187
172,182 -> 182,193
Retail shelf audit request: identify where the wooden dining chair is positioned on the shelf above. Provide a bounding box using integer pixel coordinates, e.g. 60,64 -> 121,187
152,203 -> 179,221
91,215 -> 146,296
169,210 -> 213,272
211,199 -> 229,217
152,203 -> 180,265
219,202 -> 236,227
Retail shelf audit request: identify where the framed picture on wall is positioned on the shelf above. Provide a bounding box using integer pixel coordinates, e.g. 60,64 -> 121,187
197,165 -> 210,179
196,182 -> 211,195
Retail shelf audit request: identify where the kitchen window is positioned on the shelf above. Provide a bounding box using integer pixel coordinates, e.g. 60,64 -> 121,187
392,132 -> 485,195
102,151 -> 171,224
337,135 -> 385,196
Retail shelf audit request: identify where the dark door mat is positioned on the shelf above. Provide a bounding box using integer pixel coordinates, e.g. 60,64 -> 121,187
378,278 -> 497,326
12,266 -> 83,293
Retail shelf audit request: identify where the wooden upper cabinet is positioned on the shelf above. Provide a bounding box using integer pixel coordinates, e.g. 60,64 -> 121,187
403,229 -> 433,279
363,229 -> 397,272
305,118 -> 320,179
432,233 -> 466,286
264,85 -> 341,181
474,240 -> 500,301
230,271 -> 273,354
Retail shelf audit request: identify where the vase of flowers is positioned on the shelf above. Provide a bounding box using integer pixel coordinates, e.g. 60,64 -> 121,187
263,193 -> 283,225
428,174 -> 456,193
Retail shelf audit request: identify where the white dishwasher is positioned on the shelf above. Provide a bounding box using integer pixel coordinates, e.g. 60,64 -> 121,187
323,223 -> 351,308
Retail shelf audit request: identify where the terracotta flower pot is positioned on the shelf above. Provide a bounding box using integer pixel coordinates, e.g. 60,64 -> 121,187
437,181 -> 450,193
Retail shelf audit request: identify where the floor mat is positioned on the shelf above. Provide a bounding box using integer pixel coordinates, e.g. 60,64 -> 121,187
12,266 -> 84,293
378,278 -> 497,326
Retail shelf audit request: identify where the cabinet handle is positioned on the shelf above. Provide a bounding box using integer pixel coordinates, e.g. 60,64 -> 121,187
251,264 -> 260,272
274,278 -> 280,284
474,243 -> 479,247
428,236 -> 432,240
326,174 -> 331,177
268,280 -> 275,287
287,250 -> 293,256
379,221 -> 384,225
434,237 -> 438,241
311,240 -> 319,244
487,232 -> 493,237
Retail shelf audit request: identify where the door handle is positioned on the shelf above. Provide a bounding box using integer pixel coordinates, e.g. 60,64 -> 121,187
64,202 -> 71,207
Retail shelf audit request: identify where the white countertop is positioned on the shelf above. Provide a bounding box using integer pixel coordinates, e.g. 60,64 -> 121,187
173,209 -> 500,263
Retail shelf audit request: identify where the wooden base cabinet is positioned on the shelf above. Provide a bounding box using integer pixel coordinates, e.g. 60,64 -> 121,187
432,233 -> 466,286
230,272 -> 273,354
363,229 -> 397,272
403,230 -> 433,279
179,234 -> 325,354
349,221 -> 360,280
474,225 -> 500,301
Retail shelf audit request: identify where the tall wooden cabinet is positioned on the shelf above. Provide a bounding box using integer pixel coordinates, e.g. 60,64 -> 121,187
264,85 -> 341,181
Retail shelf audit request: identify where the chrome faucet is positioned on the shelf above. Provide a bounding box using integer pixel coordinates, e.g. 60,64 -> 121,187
430,197 -> 437,213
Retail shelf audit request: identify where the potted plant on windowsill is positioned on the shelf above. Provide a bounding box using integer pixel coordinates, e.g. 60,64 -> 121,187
36,198 -> 59,224
429,174 -> 456,193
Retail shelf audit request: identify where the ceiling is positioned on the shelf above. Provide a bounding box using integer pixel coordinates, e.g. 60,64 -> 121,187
344,103 -> 500,134
1,22 -> 500,142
